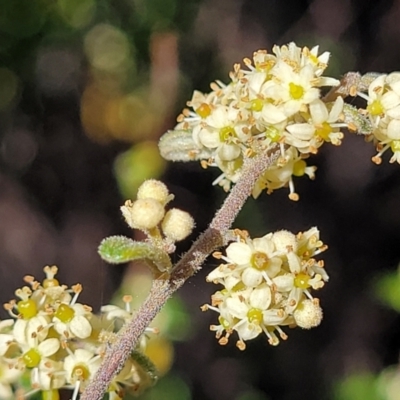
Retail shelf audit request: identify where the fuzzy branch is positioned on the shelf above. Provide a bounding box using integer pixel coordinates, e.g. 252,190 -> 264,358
80,144 -> 280,400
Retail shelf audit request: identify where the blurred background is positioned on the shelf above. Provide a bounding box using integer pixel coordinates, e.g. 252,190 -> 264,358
1,0 -> 400,399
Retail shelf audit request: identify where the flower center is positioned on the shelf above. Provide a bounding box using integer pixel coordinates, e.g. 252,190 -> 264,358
55,304 -> 75,323
196,103 -> 211,118
41,390 -> 60,400
23,348 -> 41,368
72,364 -> 90,381
247,308 -> 263,324
43,278 -> 60,288
250,99 -> 264,112
308,54 -> 319,64
367,100 -> 384,116
251,251 -> 269,270
17,299 -> 37,319
218,316 -> 231,329
232,282 -> 246,292
219,126 -> 237,142
391,140 -> 400,152
289,83 -> 304,100
294,273 -> 310,289
315,122 -> 332,140
265,126 -> 281,142
293,159 -> 306,177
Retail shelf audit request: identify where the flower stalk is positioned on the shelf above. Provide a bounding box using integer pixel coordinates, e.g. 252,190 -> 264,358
80,145 -> 281,400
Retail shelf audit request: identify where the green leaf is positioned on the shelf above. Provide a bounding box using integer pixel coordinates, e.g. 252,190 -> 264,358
98,236 -> 172,272
131,350 -> 158,386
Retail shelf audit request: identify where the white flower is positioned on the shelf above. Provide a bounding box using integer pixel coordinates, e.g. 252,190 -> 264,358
53,302 -> 92,339
30,358 -> 66,390
13,315 -> 50,348
0,320 -> 14,357
362,72 -> 400,164
204,228 -> 329,348
266,62 -> 321,117
0,358 -> 22,399
227,285 -> 271,342
193,105 -> 250,162
284,96 -> 345,153
64,348 -> 101,398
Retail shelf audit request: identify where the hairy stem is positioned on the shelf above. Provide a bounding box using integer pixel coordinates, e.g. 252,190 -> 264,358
80,145 -> 280,400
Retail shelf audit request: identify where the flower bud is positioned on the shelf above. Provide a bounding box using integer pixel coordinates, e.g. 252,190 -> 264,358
137,180 -> 173,206
293,299 -> 323,329
161,208 -> 195,242
121,199 -> 165,230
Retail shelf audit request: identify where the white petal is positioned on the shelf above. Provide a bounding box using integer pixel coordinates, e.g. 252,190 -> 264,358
286,287 -> 302,313
286,123 -> 315,140
386,105 -> 400,119
272,274 -> 294,292
207,106 -> 229,128
38,338 -> 60,357
387,119 -> 400,140
218,143 -> 241,161
317,77 -> 340,87
70,316 -> 92,339
198,128 -> 219,148
309,99 -> 328,124
226,242 -> 252,265
368,75 -> 386,98
253,236 -> 275,255
249,285 -> 272,309
0,334 -> 14,356
263,309 -> 288,326
12,319 -> 27,345
223,275 -> 242,291
287,252 -> 302,274
235,321 -> 262,341
241,268 -> 263,287
226,297 -> 248,319
381,91 -> 400,110
261,103 -> 287,124
283,100 -> 301,117
302,88 -> 320,104
74,348 -> 95,363
328,96 -> 344,122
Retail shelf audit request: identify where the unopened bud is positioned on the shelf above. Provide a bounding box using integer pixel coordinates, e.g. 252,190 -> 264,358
161,208 -> 195,242
293,299 -> 323,329
121,199 -> 165,230
137,180 -> 173,206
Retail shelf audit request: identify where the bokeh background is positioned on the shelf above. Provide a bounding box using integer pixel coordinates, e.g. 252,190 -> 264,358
1,0 -> 400,399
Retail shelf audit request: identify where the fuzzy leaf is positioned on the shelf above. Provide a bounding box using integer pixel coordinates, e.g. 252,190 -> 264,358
98,236 -> 172,272
158,129 -> 213,161
342,103 -> 373,135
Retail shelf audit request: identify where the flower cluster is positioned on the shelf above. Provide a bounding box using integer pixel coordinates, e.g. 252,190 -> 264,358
0,266 -> 157,400
201,227 -> 328,349
120,179 -> 195,253
359,72 -> 400,164
172,43 -> 347,200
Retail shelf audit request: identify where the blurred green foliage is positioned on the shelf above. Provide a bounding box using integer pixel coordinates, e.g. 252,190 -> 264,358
374,267 -> 400,312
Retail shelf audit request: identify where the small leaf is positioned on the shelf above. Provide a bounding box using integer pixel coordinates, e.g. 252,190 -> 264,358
343,103 -> 373,135
158,130 -> 213,162
98,236 -> 172,272
131,349 -> 158,386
